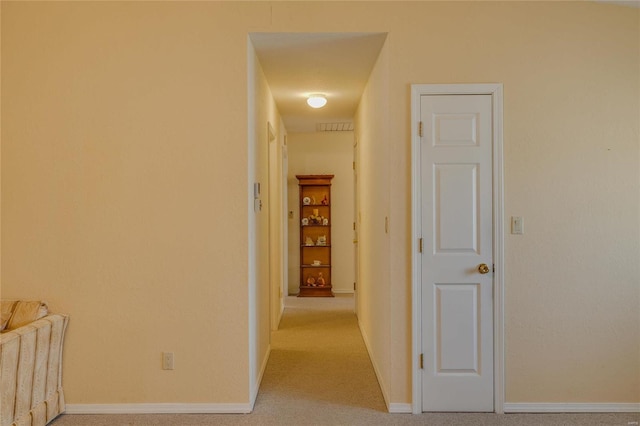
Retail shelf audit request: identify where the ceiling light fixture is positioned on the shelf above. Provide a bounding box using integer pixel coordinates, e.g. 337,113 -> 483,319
307,94 -> 327,109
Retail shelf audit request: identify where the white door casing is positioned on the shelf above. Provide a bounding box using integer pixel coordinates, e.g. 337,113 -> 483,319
411,84 -> 504,414
353,137 -> 359,313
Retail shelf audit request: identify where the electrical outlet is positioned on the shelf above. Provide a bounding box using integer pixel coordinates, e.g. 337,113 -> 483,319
162,352 -> 174,370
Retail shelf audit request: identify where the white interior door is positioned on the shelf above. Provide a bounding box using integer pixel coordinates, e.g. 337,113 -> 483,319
420,94 -> 494,412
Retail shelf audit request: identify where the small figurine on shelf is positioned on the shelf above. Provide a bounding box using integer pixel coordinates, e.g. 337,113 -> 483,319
322,218 -> 329,226
316,235 -> 327,246
305,236 -> 314,246
317,273 -> 325,287
306,275 -> 316,287
310,209 -> 322,224
321,195 -> 329,205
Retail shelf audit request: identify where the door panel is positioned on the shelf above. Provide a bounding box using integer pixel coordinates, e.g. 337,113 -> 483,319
433,114 -> 478,147
434,164 -> 479,253
435,283 -> 480,374
421,94 -> 493,412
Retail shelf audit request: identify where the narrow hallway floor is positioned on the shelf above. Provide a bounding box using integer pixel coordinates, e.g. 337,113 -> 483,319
252,294 -> 388,421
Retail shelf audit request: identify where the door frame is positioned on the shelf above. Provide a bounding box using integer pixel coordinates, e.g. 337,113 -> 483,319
410,83 -> 505,414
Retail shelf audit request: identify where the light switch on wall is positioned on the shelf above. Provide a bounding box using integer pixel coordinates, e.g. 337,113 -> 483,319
511,216 -> 524,234
162,352 -> 174,370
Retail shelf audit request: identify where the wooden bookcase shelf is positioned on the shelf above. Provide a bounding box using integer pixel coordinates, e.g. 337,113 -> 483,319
296,174 -> 334,297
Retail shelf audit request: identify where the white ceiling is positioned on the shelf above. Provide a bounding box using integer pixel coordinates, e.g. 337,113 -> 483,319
250,33 -> 388,133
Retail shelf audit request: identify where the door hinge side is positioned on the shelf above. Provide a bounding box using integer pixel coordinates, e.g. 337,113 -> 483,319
354,282 -> 356,291
418,237 -> 423,253
419,353 -> 424,369
493,263 -> 495,273
418,121 -> 423,137
353,161 -> 356,170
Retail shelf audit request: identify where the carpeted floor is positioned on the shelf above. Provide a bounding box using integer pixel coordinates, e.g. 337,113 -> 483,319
51,295 -> 639,425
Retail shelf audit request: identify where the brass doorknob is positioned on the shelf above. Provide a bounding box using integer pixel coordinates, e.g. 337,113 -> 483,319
478,264 -> 490,274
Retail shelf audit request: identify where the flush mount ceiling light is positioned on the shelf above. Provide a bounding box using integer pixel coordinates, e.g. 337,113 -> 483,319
307,94 -> 327,109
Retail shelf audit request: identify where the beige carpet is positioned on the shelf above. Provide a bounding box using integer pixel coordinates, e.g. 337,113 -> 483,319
52,295 -> 639,425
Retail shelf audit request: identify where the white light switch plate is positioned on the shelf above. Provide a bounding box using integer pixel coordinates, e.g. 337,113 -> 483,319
511,216 -> 524,234
162,352 -> 174,370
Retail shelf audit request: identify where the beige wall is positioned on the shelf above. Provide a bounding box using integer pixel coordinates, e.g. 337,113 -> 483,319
1,1 -> 270,404
385,2 -> 639,403
2,1 -> 638,409
248,41 -> 282,402
354,39 -> 393,405
286,132 -> 355,295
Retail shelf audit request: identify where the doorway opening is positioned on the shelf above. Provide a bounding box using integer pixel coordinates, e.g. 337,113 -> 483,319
247,32 -> 389,410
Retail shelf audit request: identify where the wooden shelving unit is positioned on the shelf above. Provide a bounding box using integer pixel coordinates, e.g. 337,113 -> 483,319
297,175 -> 334,297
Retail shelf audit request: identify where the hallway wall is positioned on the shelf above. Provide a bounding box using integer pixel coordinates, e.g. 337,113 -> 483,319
248,40 -> 283,403
354,39 -> 393,407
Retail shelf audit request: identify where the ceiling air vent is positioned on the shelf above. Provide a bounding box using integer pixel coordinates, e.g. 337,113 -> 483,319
316,122 -> 354,132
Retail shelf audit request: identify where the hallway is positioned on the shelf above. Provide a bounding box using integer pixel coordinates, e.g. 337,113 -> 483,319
255,295 -> 386,417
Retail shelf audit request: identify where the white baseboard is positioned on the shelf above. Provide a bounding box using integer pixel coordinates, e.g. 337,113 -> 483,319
389,403 -> 412,413
504,403 -> 640,413
357,319 -> 390,411
66,402 -> 638,415
65,403 -> 252,414
332,289 -> 354,294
